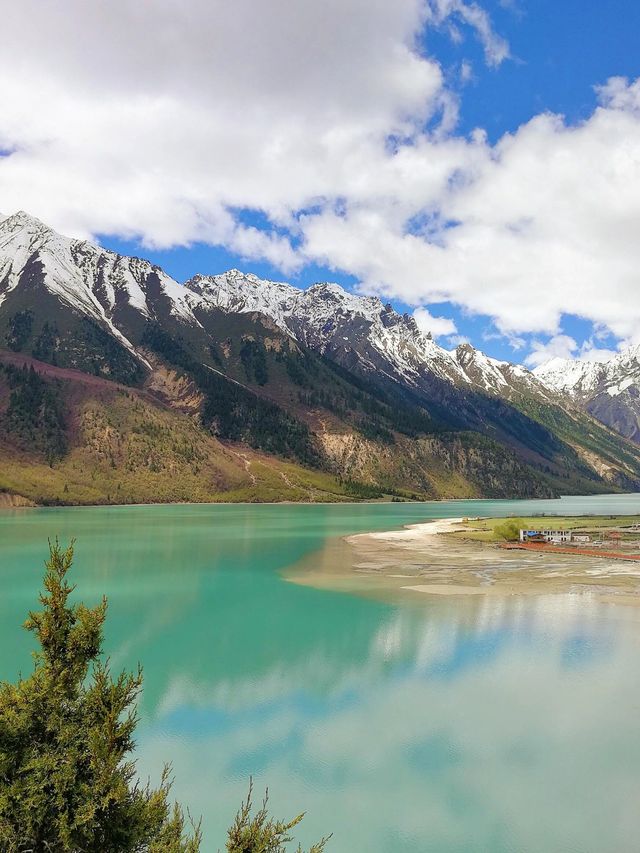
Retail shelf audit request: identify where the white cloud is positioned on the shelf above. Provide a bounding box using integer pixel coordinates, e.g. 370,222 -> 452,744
460,60 -> 474,84
300,78 -> 640,351
0,0 -> 505,251
525,334 -> 624,368
447,334 -> 471,347
423,1 -> 510,67
1,1 -> 638,362
577,340 -> 621,363
596,76 -> 640,113
524,335 -> 578,368
413,306 -> 458,338
0,0 -> 446,250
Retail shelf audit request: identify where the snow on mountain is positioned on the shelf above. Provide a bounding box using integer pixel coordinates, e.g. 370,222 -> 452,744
187,270 -> 297,331
0,212 -> 207,363
186,270 -> 563,401
188,270 -> 472,387
534,347 -> 640,400
0,211 -> 142,357
0,211 -> 553,400
535,347 -> 640,444
534,357 -> 607,398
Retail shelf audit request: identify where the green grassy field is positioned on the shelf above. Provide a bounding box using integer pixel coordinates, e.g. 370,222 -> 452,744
450,515 -> 640,544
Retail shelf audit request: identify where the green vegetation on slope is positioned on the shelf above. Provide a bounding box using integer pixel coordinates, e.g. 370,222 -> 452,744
145,311 -> 561,499
278,348 -> 438,441
5,309 -> 33,352
508,392 -> 640,490
0,350 -> 560,504
239,338 -> 269,385
1,298 -> 145,385
188,306 -> 441,443
1,363 -> 67,464
142,323 -> 321,466
4,323 -> 630,503
0,354 -> 355,506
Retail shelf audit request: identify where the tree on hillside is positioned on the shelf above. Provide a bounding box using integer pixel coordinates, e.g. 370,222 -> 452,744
0,541 -> 329,853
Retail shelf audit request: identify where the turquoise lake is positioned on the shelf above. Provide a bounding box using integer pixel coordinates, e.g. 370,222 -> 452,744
2,494 -> 640,852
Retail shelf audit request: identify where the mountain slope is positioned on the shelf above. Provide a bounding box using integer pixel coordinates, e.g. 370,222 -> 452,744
0,349 -> 560,503
188,270 -> 640,492
0,350 -> 353,504
535,347 -> 640,445
137,320 -> 561,500
2,210 -> 640,502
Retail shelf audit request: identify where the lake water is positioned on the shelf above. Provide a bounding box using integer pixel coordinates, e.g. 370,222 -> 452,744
2,494 -> 640,852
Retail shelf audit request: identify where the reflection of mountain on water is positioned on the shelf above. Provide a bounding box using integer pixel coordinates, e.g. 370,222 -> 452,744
151,588 -> 626,724
137,586 -> 640,853
370,592 -> 622,678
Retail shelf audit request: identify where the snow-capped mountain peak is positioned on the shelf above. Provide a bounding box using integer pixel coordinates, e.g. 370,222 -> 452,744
534,357 -> 606,397
0,211 -> 204,358
0,210 -> 131,330
534,347 -> 640,400
187,269 -> 298,332
186,269 -> 474,386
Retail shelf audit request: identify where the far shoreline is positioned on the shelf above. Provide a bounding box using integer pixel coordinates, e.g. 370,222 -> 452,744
0,490 -> 635,512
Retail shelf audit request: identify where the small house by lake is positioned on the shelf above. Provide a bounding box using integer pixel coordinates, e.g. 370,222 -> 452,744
519,529 -> 578,544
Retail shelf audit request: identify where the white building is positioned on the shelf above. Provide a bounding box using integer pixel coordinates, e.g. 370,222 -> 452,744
519,529 -> 572,544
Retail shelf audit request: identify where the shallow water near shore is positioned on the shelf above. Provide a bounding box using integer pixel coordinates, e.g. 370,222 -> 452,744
2,494 -> 640,852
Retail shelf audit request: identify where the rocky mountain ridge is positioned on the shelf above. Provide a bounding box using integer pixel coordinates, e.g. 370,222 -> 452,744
188,269 -> 556,402
0,211 -> 551,399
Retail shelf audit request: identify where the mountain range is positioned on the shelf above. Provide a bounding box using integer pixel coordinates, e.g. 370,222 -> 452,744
535,348 -> 640,445
1,210 -> 640,505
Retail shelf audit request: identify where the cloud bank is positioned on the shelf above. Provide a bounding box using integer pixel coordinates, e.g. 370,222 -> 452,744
0,1 -> 638,358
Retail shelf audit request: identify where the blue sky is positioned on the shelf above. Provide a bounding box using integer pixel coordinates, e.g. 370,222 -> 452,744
2,0 -> 638,365
430,0 -> 640,141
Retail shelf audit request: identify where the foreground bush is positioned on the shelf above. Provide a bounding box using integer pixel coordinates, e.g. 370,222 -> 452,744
0,541 -> 328,852
227,782 -> 328,853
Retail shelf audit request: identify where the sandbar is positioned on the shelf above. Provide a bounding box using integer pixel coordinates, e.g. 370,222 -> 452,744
285,516 -> 640,605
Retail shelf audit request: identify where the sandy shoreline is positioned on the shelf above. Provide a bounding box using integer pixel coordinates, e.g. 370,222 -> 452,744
287,516 -> 640,606
346,517 -> 467,545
